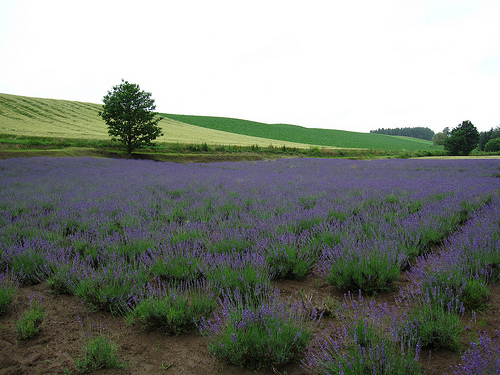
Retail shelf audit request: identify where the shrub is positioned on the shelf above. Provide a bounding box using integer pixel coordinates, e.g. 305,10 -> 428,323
198,289 -> 318,370
75,334 -> 127,373
126,285 -> 217,334
74,259 -> 150,316
16,298 -> 44,339
461,279 -> 490,310
0,274 -> 17,315
307,146 -> 322,157
398,303 -> 462,351
10,250 -> 50,285
266,243 -> 318,281
304,331 -> 421,375
47,263 -> 80,295
204,255 -> 271,299
325,249 -> 402,294
151,255 -> 203,283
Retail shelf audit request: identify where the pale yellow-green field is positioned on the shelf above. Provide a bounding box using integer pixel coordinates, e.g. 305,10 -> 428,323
416,155 -> 500,159
0,93 -> 320,148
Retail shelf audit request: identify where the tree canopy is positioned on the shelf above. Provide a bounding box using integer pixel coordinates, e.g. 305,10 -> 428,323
432,132 -> 448,146
485,137 -> 500,152
370,127 -> 434,141
443,120 -> 479,156
99,80 -> 163,154
478,126 -> 500,151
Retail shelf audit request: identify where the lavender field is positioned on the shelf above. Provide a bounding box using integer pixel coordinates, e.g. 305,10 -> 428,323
1,157 -> 500,374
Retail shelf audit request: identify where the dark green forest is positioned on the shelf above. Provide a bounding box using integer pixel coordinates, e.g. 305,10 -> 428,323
370,127 -> 434,141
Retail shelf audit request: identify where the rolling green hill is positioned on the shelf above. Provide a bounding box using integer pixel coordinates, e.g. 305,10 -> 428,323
0,93 -> 437,151
163,114 -> 436,151
0,93 -> 318,148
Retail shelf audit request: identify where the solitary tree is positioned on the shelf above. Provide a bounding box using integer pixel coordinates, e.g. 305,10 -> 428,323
443,120 -> 479,156
99,80 -> 163,154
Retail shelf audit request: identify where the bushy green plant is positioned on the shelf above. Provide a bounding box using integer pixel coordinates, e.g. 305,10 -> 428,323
484,137 -> 500,152
151,256 -> 202,283
126,288 -> 216,334
266,244 -> 317,280
461,279 -> 490,309
208,237 -> 252,254
304,296 -> 421,375
75,334 -> 127,373
0,277 -> 16,315
47,263 -> 79,295
16,298 -> 44,339
10,250 -> 50,285
420,269 -> 490,311
399,303 -> 462,351
111,239 -> 155,261
198,289 -> 317,370
206,264 -> 271,298
305,334 -> 421,375
74,264 -> 149,316
326,253 -> 401,294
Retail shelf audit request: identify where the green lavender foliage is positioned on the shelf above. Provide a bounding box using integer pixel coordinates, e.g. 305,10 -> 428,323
75,334 -> 127,373
0,275 -> 16,315
126,288 -> 217,334
16,298 -> 44,339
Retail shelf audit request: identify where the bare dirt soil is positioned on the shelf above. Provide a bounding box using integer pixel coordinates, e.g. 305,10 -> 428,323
1,273 -> 500,375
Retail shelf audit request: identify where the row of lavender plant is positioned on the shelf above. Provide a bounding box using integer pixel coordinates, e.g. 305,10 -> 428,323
406,196 -> 500,311
303,193 -> 500,374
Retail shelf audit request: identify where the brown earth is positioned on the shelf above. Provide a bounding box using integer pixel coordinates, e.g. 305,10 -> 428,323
1,273 -> 500,375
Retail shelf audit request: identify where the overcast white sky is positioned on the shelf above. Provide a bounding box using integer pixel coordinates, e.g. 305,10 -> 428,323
1,0 -> 499,133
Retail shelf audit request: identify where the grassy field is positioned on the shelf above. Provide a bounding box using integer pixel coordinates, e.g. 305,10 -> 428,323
163,114 -> 436,151
0,93 -> 327,149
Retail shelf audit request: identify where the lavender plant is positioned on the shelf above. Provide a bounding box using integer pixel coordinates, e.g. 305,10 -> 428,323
303,293 -> 421,374
303,331 -> 422,375
126,282 -> 217,334
450,329 -> 500,375
203,252 -> 271,299
45,250 -> 83,295
323,239 -> 406,294
74,254 -> 151,316
16,297 -> 44,339
398,303 -> 463,351
9,248 -> 51,285
151,246 -> 204,283
0,272 -> 16,315
75,334 -> 127,373
198,288 -> 319,370
396,285 -> 464,351
265,233 -> 319,280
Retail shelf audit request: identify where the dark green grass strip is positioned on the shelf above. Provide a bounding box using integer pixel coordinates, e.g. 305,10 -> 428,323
162,114 -> 436,151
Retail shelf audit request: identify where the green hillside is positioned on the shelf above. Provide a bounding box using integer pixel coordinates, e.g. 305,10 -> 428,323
163,114 -> 436,151
0,93 -> 438,151
0,93 -> 318,148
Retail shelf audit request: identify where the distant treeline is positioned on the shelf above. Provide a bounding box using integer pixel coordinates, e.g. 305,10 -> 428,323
370,127 -> 435,141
